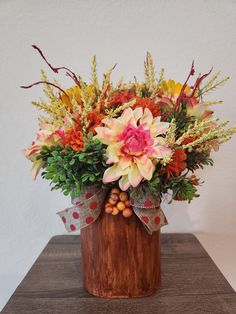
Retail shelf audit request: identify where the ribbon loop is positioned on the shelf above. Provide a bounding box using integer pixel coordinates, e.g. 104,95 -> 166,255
57,185 -> 168,234
130,188 -> 168,234
57,185 -> 106,232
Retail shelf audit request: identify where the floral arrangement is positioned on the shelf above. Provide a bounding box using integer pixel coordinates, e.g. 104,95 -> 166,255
23,46 -> 236,233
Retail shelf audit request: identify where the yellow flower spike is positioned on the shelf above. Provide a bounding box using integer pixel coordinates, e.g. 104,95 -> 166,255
86,85 -> 96,95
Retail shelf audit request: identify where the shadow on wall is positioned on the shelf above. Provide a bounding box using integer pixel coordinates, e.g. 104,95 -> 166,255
161,196 -> 195,233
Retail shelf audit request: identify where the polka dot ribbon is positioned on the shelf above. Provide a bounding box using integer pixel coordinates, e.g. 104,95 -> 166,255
57,185 -> 167,234
57,185 -> 107,232
130,189 -> 168,234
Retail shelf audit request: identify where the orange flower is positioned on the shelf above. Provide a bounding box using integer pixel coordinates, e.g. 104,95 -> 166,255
108,90 -> 136,108
87,110 -> 106,134
108,91 -> 160,118
132,97 -> 160,117
165,149 -> 187,178
63,125 -> 84,151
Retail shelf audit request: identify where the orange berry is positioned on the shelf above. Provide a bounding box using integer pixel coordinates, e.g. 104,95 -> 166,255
108,198 -> 117,205
105,202 -> 111,208
111,188 -> 120,194
125,200 -> 131,207
105,206 -> 113,214
122,208 -> 133,218
117,201 -> 125,211
110,193 -> 119,202
119,192 -> 128,202
112,207 -> 119,215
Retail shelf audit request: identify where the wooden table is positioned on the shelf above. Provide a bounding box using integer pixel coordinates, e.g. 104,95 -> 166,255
2,234 -> 236,314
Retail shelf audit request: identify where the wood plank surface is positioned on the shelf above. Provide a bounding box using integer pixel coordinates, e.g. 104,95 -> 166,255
2,234 -> 236,314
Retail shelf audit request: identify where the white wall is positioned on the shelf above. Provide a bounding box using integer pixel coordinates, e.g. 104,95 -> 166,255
1,0 -> 236,310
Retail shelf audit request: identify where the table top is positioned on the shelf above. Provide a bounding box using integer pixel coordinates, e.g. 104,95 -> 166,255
2,234 -> 236,314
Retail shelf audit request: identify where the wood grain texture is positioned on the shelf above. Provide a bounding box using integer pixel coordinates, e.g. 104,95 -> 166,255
2,234 -> 236,314
80,210 -> 160,298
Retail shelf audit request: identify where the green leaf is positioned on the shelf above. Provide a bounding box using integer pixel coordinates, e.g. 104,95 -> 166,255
87,132 -> 93,139
69,159 -> 75,165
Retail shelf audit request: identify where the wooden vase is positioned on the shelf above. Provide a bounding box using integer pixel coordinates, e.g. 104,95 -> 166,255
80,207 -> 161,298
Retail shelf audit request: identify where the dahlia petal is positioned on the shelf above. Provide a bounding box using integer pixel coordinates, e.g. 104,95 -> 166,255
106,144 -> 121,164
136,157 -> 154,180
145,146 -> 155,155
153,137 -> 170,148
95,127 -> 117,145
152,116 -> 161,124
151,119 -> 170,136
137,155 -> 148,164
140,108 -> 153,126
119,156 -> 132,169
121,108 -> 134,125
103,164 -> 126,183
119,175 -> 131,191
128,164 -> 143,187
154,145 -> 172,159
102,118 -> 125,135
133,107 -> 143,122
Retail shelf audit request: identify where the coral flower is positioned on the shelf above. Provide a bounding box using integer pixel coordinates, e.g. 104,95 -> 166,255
108,90 -> 136,108
24,127 -> 65,179
165,149 -> 187,178
87,111 -> 106,134
63,126 -> 84,151
132,97 -> 160,117
95,107 -> 171,190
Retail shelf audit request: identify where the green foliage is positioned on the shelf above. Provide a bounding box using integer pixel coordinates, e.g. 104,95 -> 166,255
186,151 -> 214,171
167,103 -> 196,135
146,172 -> 162,197
132,170 -> 199,204
167,176 -> 199,203
40,136 -> 107,197
129,172 -> 162,199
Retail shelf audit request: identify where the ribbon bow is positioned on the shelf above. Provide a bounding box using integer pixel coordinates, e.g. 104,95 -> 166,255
130,188 -> 167,234
57,185 -> 167,234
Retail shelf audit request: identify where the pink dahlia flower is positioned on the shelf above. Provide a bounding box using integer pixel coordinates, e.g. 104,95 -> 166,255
95,107 -> 172,191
